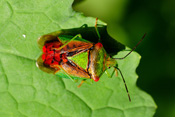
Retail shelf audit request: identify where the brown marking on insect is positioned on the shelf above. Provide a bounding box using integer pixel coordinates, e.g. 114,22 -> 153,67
62,41 -> 93,53
60,61 -> 91,79
73,44 -> 76,48
66,45 -> 70,49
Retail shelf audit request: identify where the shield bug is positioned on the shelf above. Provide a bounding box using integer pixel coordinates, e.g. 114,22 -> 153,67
36,18 -> 145,101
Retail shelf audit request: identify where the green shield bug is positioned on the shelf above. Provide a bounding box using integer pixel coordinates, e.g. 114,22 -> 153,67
36,18 -> 145,101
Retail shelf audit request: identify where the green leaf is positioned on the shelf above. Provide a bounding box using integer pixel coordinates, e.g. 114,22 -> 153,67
0,0 -> 157,117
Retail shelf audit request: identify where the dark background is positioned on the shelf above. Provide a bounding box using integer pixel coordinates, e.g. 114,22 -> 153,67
73,0 -> 175,117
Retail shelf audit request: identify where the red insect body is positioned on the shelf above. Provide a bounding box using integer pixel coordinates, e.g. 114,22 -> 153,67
42,42 -> 67,66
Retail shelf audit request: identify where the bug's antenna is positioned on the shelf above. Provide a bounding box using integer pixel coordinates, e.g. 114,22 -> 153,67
95,17 -> 101,40
114,33 -> 146,60
115,67 -> 131,102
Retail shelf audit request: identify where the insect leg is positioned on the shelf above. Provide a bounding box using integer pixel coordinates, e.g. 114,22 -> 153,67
95,18 -> 101,41
105,70 -> 112,78
115,67 -> 131,102
77,80 -> 86,88
54,34 -> 82,51
105,67 -> 118,78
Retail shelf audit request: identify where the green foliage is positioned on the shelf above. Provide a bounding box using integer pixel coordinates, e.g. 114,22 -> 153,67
0,0 -> 156,116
